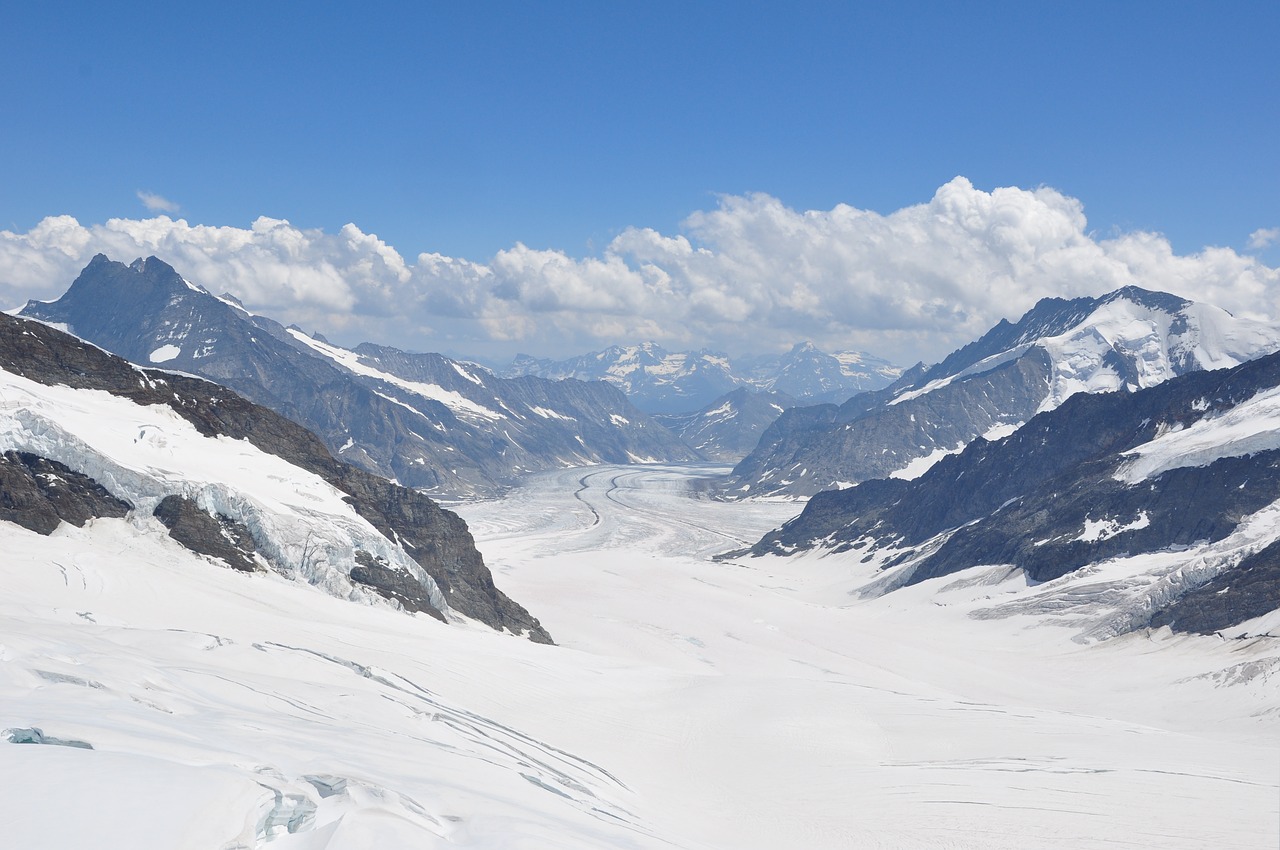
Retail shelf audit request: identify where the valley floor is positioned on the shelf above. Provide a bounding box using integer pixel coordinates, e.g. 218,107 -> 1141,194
2,463 -> 1277,848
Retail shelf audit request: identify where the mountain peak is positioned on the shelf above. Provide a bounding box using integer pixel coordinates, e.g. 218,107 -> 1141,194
729,286 -> 1280,498
1100,285 -> 1193,314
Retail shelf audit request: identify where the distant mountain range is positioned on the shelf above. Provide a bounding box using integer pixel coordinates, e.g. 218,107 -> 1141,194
505,341 -> 902,414
22,256 -> 698,498
740,345 -> 1280,639
0,310 -> 550,641
726,286 -> 1280,497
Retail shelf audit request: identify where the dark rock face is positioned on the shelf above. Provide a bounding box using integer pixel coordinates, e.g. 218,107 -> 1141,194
153,495 -> 260,573
654,388 -> 797,463
353,342 -> 692,471
728,349 -> 1051,496
0,451 -> 132,535
1149,540 -> 1280,635
0,310 -> 551,642
725,286 -> 1274,498
350,551 -> 448,624
21,255 -> 695,498
749,351 -> 1280,635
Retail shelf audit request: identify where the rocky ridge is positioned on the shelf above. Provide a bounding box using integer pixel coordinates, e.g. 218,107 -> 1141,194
22,256 -> 695,498
0,310 -> 550,642
745,350 -> 1280,637
726,286 -> 1280,497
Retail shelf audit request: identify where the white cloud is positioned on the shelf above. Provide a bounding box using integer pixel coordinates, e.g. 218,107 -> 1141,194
1249,227 -> 1280,250
3,178 -> 1278,367
136,190 -> 180,214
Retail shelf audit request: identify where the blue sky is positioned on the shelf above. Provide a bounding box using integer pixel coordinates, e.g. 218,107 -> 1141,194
2,2 -> 1278,363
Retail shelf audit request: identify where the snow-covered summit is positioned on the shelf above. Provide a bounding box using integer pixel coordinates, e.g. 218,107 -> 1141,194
729,286 -> 1280,497
744,346 -> 1280,641
895,286 -> 1280,410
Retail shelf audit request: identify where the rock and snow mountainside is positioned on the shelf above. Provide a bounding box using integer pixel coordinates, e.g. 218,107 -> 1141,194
728,286 -> 1280,497
653,387 -> 797,463
507,341 -> 900,414
739,342 -> 902,404
747,349 -> 1280,639
0,311 -> 551,642
22,256 -> 696,498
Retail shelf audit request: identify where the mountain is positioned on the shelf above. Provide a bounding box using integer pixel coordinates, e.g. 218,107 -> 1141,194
0,310 -> 551,641
741,348 -> 1280,639
506,341 -> 900,414
21,256 -> 697,498
739,342 -> 902,404
726,286 -> 1280,497
653,387 -> 796,462
507,342 -> 741,414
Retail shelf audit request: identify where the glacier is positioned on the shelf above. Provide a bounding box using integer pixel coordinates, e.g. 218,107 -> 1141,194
3,463 -> 1276,848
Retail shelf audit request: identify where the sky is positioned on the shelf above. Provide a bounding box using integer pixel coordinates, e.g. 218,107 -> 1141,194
1,1 -> 1277,366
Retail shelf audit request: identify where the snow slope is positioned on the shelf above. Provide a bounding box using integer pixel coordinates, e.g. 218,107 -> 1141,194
5,464 -> 1275,848
0,365 -> 442,612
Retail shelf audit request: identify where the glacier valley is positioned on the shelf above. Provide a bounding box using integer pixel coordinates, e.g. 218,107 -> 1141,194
2,463 -> 1276,849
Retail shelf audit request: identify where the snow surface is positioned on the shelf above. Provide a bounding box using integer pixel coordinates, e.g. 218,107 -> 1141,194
1116,384 -> 1280,483
3,463 -> 1277,848
0,365 -> 447,616
526,405 -> 575,421
148,344 -> 181,363
888,442 -> 964,480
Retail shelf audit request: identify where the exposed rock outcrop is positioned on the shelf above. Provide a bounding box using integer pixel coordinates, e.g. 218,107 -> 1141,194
153,495 -> 260,573
0,451 -> 131,535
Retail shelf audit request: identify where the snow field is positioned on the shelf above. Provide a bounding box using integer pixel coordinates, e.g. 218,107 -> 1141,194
1,462 -> 1277,848
456,466 -> 1280,849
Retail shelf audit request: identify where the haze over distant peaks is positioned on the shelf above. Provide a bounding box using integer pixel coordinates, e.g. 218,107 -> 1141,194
505,341 -> 901,414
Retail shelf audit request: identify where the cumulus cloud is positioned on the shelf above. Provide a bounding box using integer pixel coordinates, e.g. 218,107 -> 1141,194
1249,227 -> 1280,250
3,177 -> 1278,366
136,190 -> 180,214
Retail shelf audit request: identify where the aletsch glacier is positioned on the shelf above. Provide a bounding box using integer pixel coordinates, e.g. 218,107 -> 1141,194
2,255 -> 1279,848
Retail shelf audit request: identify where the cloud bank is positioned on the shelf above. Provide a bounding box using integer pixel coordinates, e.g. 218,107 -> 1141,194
3,177 -> 1277,366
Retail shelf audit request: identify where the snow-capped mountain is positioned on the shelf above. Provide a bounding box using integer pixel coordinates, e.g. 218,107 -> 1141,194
741,347 -> 1280,639
21,256 -> 697,498
3,322 -> 1276,846
653,387 -> 796,462
740,341 -> 902,404
728,286 -> 1280,497
506,341 -> 900,414
0,310 -> 550,642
